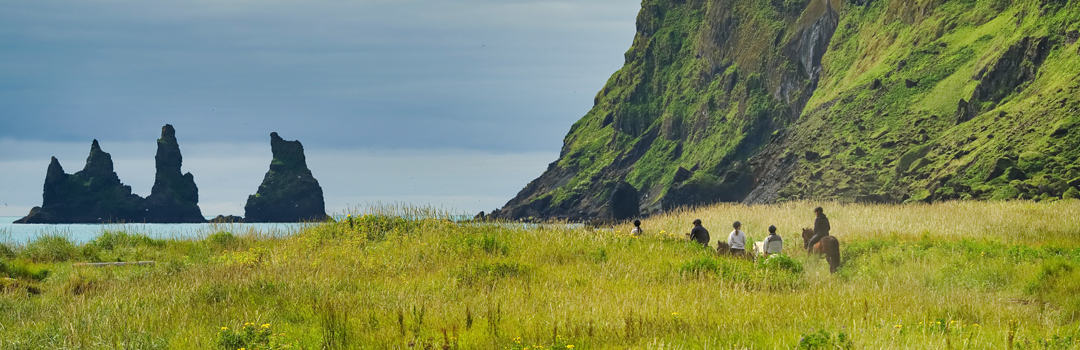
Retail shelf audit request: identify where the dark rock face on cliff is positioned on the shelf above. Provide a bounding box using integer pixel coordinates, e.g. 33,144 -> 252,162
16,141 -> 146,223
15,125 -> 208,224
244,132 -> 327,223
144,124 -> 205,223
493,0 -> 1080,221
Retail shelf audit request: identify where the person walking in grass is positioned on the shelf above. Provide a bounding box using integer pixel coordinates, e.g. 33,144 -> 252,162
805,206 -> 831,252
727,221 -> 747,256
631,219 -> 643,235
763,225 -> 783,257
688,219 -> 710,248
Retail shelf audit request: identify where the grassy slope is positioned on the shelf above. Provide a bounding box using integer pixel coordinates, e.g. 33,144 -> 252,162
2,202 -> 1080,349
505,0 -> 1080,220
780,0 -> 1080,203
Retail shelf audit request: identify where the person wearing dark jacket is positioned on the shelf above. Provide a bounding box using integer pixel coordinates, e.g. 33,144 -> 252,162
688,219 -> 710,248
805,207 -> 831,252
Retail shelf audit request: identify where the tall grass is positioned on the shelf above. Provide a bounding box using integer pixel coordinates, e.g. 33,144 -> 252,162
0,201 -> 1078,349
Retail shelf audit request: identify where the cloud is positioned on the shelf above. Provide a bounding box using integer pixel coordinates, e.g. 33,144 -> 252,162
0,0 -> 639,152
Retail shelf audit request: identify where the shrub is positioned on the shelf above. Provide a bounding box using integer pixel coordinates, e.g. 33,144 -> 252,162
0,260 -> 49,281
757,253 -> 803,273
21,234 -> 79,263
798,329 -> 852,350
680,256 -> 721,275
88,231 -> 164,250
206,231 -> 240,250
0,243 -> 15,260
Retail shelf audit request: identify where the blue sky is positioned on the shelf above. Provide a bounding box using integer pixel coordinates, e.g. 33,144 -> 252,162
0,0 -> 640,217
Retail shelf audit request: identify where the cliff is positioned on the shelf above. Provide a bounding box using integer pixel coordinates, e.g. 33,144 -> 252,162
15,125 -> 207,224
244,132 -> 327,222
492,0 -> 1080,221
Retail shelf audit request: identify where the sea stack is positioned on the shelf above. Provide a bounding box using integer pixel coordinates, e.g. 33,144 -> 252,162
15,140 -> 143,223
14,125 -> 208,224
143,124 -> 205,223
244,132 -> 327,222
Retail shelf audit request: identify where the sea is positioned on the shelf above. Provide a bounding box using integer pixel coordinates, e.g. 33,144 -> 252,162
0,216 -> 311,245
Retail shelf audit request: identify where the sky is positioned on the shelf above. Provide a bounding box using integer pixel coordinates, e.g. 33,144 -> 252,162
0,0 -> 641,217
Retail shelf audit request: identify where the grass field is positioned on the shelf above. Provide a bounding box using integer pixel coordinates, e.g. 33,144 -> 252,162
2,201 -> 1079,349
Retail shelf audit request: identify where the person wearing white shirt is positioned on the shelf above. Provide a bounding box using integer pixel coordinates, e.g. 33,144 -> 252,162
630,219 -> 643,235
762,225 -> 783,257
727,221 -> 747,256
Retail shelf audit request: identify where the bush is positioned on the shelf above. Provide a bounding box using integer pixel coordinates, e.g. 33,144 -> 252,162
757,253 -> 803,273
798,329 -> 853,350
0,260 -> 49,281
680,256 -> 721,275
88,231 -> 164,250
206,231 -> 240,250
0,243 -> 15,260
21,234 -> 79,263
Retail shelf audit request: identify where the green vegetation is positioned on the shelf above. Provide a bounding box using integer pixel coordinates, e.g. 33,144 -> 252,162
2,202 -> 1080,348
500,0 -> 1080,220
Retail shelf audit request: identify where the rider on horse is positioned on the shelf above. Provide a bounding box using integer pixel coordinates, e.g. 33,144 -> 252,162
805,207 -> 830,252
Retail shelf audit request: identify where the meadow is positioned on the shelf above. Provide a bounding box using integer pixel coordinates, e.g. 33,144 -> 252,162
1,201 -> 1079,349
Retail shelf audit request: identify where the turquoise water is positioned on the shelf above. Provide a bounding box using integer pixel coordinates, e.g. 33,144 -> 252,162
0,216 -> 310,245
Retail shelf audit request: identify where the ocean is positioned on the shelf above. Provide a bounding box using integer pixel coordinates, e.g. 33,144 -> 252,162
0,216 -> 311,245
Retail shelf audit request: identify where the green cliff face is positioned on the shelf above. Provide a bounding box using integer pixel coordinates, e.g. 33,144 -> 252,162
494,0 -> 1080,221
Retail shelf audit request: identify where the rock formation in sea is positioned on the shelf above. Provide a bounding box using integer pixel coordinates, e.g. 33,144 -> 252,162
15,125 -> 208,224
143,124 -> 205,223
244,132 -> 327,222
15,140 -> 145,223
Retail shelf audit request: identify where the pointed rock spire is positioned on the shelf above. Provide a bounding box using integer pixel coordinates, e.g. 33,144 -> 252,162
15,125 -> 206,224
244,132 -> 326,222
145,124 -> 205,223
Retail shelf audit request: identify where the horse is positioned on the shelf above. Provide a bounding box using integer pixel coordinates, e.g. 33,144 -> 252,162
715,241 -> 754,260
715,241 -> 731,255
801,228 -> 841,273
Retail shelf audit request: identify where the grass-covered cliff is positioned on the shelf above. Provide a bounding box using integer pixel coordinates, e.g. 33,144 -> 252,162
492,0 -> 1080,221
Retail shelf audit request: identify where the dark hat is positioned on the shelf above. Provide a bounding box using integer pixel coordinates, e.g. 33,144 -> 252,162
814,206 -> 824,213
768,225 -> 776,233
692,219 -> 702,225
633,219 -> 641,226
733,221 -> 741,228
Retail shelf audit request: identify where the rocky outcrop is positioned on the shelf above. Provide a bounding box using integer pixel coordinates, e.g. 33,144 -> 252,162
15,125 -> 208,224
244,132 -> 327,222
144,125 -> 205,223
15,141 -> 145,223
208,215 -> 244,223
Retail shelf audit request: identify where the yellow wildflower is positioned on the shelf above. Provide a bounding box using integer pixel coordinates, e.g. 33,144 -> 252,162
567,346 -> 575,349
262,323 -> 270,328
221,327 -> 228,331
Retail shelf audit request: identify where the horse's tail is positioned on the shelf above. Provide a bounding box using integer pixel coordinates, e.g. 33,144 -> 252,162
822,236 -> 841,274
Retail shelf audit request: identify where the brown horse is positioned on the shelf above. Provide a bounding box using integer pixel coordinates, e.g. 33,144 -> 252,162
802,228 -> 841,273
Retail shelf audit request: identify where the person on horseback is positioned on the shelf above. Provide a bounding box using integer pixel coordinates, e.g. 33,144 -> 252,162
631,219 -> 643,235
763,225 -> 782,257
727,221 -> 747,256
688,219 -> 710,248
805,207 -> 830,252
